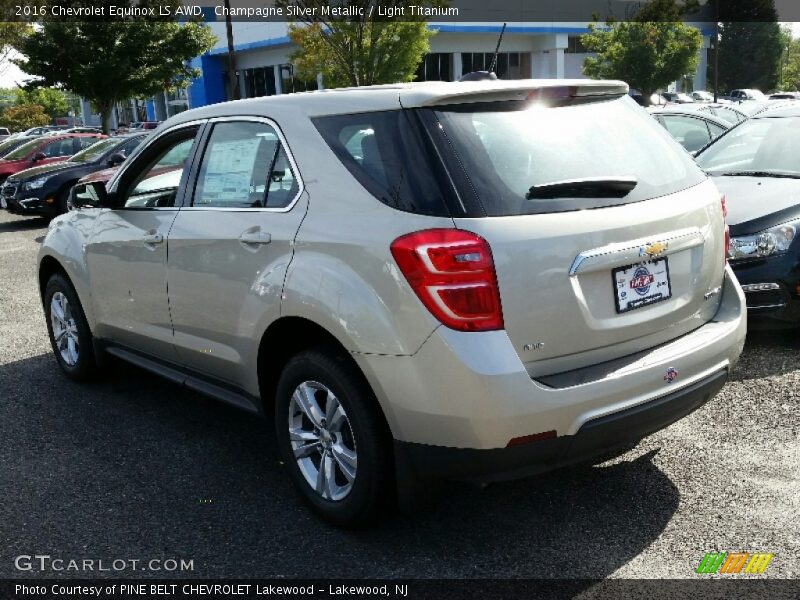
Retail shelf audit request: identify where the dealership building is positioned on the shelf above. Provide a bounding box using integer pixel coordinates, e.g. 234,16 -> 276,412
82,19 -> 713,127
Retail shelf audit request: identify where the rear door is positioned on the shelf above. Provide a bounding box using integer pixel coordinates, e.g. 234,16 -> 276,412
166,117 -> 307,385
426,94 -> 726,375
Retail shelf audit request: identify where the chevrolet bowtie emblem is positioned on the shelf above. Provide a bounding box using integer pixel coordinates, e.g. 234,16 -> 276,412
640,241 -> 668,258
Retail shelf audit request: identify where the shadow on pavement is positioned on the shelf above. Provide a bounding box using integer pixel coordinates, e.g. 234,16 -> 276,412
1,353 -> 679,581
730,329 -> 800,382
0,216 -> 49,232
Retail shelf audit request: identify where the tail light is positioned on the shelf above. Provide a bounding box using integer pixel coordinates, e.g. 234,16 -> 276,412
721,195 -> 730,264
390,229 -> 504,332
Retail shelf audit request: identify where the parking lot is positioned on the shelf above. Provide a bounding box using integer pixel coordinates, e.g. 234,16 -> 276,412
1,209 -> 798,580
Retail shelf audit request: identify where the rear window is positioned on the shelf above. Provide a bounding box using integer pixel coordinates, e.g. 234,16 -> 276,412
314,96 -> 705,217
432,95 -> 707,216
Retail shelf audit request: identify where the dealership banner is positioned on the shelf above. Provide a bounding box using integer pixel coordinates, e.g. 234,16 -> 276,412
4,0 -> 800,23
3,579 -> 800,599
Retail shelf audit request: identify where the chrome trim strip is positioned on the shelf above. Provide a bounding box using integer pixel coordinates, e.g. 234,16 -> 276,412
740,283 -> 781,292
569,227 -> 705,277
746,303 -> 787,310
107,119 -> 208,192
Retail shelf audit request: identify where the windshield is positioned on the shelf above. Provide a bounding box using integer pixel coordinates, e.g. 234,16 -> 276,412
432,95 -> 706,215
3,138 -> 41,160
69,138 -> 117,163
0,137 -> 26,156
696,116 -> 800,177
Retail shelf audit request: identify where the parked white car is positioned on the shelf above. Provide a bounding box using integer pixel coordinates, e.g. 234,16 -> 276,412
38,79 -> 746,526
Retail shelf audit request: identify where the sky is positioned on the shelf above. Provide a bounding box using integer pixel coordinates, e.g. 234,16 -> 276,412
0,21 -> 799,89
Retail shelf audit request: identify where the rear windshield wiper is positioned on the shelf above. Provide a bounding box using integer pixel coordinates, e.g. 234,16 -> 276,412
526,176 -> 638,200
712,170 -> 800,178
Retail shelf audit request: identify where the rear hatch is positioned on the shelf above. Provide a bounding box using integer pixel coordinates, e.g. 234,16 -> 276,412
417,86 -> 726,375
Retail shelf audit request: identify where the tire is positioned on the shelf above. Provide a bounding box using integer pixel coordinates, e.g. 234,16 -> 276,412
43,272 -> 98,381
275,348 -> 393,527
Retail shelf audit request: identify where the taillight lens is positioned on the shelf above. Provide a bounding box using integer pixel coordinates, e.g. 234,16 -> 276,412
721,195 -> 730,264
390,229 -> 504,332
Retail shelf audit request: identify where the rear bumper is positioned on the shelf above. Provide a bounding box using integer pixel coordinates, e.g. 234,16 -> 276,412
396,369 -> 727,482
354,266 -> 745,453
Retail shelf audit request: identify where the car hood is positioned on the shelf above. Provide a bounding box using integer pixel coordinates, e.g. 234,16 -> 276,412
9,161 -> 81,181
712,176 -> 800,231
79,165 -> 118,184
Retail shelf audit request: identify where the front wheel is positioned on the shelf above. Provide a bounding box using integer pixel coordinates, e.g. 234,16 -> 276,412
275,348 -> 393,527
43,273 -> 97,381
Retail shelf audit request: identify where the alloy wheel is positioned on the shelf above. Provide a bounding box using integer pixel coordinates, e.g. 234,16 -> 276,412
288,380 -> 357,501
50,291 -> 79,366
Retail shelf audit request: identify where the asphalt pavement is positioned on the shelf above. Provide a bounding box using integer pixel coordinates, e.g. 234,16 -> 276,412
1,210 -> 798,581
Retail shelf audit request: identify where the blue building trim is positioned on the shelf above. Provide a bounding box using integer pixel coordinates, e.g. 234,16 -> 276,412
145,99 -> 155,121
208,36 -> 292,56
187,54 -> 226,109
430,24 -> 592,34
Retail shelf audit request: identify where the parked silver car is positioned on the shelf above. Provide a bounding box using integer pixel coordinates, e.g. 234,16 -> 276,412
38,80 -> 746,526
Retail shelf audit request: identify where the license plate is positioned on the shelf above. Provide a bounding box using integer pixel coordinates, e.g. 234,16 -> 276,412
613,258 -> 671,313
0,197 -> 5,209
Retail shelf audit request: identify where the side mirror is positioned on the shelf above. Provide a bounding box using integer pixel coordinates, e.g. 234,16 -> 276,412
32,152 -> 46,162
70,181 -> 112,209
107,152 -> 125,167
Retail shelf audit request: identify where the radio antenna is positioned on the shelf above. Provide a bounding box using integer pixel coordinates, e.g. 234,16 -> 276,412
488,23 -> 507,74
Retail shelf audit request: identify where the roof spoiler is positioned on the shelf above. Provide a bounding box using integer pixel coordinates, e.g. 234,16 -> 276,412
405,81 -> 629,108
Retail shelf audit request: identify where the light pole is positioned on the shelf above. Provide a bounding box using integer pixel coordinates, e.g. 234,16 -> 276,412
224,0 -> 240,100
713,0 -> 719,102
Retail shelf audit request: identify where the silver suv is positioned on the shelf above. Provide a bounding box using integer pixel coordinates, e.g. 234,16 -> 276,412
38,80 -> 746,526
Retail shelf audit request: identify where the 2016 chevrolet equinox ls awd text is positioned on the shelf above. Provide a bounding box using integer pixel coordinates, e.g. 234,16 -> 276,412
38,80 -> 746,526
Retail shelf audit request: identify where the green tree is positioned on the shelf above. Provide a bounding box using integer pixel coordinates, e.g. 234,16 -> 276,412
0,103 -> 49,131
14,87 -> 68,119
718,0 -> 782,92
779,35 -> 800,91
14,1 -> 216,133
275,0 -> 445,88
581,3 -> 702,105
0,0 -> 32,70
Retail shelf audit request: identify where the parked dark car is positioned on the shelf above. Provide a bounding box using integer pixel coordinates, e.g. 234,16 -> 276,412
2,132 -> 146,217
0,133 -> 105,188
648,107 -> 731,154
695,105 -> 800,328
661,91 -> 695,104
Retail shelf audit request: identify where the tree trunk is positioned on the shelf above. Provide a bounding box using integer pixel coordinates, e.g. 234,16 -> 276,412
98,102 -> 112,135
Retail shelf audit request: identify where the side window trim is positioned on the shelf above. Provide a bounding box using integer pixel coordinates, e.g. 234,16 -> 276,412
179,115 -> 304,213
109,120 -> 208,211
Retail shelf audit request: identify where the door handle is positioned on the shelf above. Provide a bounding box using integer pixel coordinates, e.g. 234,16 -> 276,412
142,232 -> 163,245
239,230 -> 272,246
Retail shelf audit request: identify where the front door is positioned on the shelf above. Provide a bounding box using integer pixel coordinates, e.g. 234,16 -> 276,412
85,124 -> 203,359
167,118 -> 307,385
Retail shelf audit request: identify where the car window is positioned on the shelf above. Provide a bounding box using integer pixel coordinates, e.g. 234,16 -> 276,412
192,121 -> 299,209
121,133 -> 197,209
42,138 -> 75,158
116,135 -> 146,158
313,110 -> 451,216
75,136 -> 100,151
659,115 -> 712,152
696,116 -> 800,176
70,138 -> 117,163
707,122 -> 726,139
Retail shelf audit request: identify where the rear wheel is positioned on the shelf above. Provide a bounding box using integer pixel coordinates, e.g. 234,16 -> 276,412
275,348 -> 393,527
44,273 -> 97,381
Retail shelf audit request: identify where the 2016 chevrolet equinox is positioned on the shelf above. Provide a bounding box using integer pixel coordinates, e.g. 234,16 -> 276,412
38,80 -> 746,526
